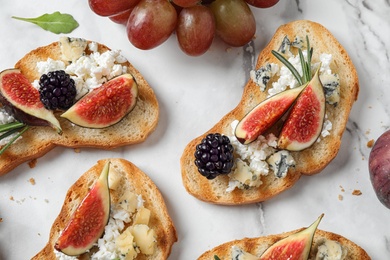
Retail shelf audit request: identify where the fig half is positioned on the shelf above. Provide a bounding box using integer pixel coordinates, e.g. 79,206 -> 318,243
277,69 -> 326,151
61,73 -> 138,128
235,84 -> 306,145
259,214 -> 323,260
0,69 -> 62,133
55,161 -> 111,255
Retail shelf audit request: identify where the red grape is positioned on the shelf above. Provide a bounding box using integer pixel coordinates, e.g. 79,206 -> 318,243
126,0 -> 178,50
109,9 -> 133,25
176,6 -> 215,56
209,0 -> 256,47
245,0 -> 279,8
88,0 -> 140,17
173,0 -> 200,8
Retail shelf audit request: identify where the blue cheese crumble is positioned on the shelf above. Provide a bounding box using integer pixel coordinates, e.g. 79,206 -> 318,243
315,239 -> 346,260
230,246 -> 258,260
227,120 -> 296,192
251,36 -> 340,107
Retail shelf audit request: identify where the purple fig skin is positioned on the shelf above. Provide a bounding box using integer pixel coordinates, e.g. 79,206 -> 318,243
368,130 -> 390,209
0,94 -> 51,127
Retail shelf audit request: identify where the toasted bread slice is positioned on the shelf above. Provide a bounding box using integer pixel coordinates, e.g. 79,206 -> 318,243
32,158 -> 177,259
181,20 -> 359,204
0,40 -> 159,176
198,229 -> 370,260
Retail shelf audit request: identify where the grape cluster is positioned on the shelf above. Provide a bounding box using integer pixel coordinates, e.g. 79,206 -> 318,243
88,0 -> 280,56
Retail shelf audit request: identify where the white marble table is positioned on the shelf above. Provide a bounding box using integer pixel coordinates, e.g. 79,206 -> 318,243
0,0 -> 389,259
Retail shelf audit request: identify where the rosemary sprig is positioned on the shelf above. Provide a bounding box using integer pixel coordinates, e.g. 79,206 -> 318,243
0,121 -> 25,133
271,50 -> 304,86
0,122 -> 29,155
272,36 -> 314,86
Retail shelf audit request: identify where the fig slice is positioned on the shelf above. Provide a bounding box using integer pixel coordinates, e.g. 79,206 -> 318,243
55,161 -> 111,256
0,69 -> 62,133
259,214 -> 324,260
61,73 -> 138,128
235,84 -> 306,144
277,69 -> 326,151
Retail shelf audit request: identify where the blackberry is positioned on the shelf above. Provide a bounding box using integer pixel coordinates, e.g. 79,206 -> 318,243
194,133 -> 234,179
39,70 -> 77,110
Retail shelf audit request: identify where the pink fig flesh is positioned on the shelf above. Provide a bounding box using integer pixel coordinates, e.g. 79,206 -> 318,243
55,162 -> 111,256
61,74 -> 138,128
259,214 -> 323,260
235,85 -> 306,145
278,69 -> 325,151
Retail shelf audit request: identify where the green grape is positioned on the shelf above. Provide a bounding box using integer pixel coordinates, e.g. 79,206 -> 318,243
176,6 -> 216,56
209,0 -> 256,47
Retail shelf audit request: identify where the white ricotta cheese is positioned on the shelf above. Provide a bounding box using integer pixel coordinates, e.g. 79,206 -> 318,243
32,38 -> 128,101
0,108 -> 15,125
0,108 -> 20,146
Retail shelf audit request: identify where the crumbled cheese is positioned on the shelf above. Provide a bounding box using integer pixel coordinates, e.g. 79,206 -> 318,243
321,117 -> 333,138
0,108 -> 20,146
250,63 -> 279,91
268,51 -> 307,96
35,58 -> 66,77
230,246 -> 258,260
251,35 -> 340,107
227,120 -> 295,192
32,38 -> 128,100
315,239 -> 346,260
88,41 -> 98,52
0,108 -> 15,125
59,37 -> 87,62
267,150 -> 295,178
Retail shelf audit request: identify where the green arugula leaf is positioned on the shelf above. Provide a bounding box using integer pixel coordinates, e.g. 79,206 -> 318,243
214,255 -> 221,260
12,11 -> 79,34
